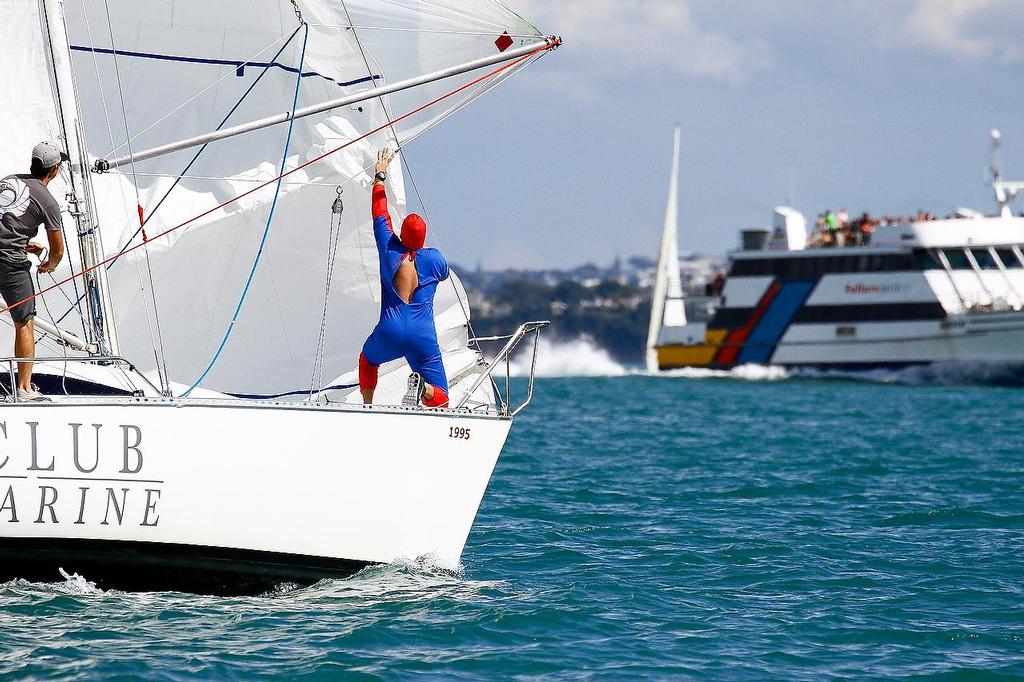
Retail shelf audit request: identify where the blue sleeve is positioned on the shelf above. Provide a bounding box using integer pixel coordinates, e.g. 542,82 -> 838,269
436,254 -> 450,282
373,216 -> 392,255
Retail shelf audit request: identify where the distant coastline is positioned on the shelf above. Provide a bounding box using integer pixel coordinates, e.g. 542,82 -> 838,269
456,254 -> 726,364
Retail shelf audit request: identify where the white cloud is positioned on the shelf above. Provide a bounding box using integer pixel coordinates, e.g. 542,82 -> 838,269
872,0 -> 1024,63
515,0 -> 771,86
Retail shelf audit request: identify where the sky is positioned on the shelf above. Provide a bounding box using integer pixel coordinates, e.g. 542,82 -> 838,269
400,0 -> 1024,270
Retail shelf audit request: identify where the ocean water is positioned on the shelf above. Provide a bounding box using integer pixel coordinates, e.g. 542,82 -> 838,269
2,370 -> 1023,679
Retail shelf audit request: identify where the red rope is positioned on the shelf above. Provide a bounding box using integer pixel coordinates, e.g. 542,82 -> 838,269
1,42 -> 553,318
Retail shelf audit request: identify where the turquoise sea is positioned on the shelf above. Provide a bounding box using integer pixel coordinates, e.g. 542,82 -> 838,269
2,371 -> 1023,679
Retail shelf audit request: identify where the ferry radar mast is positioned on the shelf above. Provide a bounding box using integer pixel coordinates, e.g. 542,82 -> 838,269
991,129 -> 1024,218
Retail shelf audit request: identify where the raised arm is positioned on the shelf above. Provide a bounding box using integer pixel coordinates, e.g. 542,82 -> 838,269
372,147 -> 396,252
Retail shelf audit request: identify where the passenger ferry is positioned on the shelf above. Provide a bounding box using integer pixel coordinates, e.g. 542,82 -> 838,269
646,130 -> 1024,371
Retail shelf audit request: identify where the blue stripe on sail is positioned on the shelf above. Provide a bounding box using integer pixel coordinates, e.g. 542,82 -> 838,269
225,384 -> 360,400
737,281 -> 816,365
69,45 -> 382,89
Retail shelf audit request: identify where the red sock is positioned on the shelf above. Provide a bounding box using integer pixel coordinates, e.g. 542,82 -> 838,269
422,386 -> 449,408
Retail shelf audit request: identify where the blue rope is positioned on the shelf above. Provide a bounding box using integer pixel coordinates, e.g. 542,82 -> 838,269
183,23 -> 309,397
53,26 -> 305,327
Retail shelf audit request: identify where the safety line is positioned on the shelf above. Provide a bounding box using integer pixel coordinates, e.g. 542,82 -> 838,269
182,23 -> 310,396
0,42 -> 553,322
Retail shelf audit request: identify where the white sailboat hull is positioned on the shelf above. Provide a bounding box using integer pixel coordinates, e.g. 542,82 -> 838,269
0,399 -> 511,594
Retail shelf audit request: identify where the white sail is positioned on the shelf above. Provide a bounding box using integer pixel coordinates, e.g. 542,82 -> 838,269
645,127 -> 686,371
49,0 -> 547,398
0,1 -> 94,354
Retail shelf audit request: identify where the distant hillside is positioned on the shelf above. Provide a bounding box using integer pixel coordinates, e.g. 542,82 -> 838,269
455,255 -> 725,365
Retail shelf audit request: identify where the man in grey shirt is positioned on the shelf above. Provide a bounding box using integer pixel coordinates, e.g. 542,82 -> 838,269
0,141 -> 67,402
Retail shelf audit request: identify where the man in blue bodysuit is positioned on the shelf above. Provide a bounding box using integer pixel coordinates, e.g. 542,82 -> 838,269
359,147 -> 450,408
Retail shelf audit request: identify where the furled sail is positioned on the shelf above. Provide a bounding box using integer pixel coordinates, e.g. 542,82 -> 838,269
645,127 -> 687,371
51,0 -> 548,398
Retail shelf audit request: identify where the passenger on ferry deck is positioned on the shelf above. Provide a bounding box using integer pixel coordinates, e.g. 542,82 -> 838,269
358,147 -> 451,409
824,210 -> 839,247
837,208 -> 849,229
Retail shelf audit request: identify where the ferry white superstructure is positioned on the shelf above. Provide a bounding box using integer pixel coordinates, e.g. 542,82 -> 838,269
651,130 -> 1024,370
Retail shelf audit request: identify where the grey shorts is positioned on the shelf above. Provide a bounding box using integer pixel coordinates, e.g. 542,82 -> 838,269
0,260 -> 35,324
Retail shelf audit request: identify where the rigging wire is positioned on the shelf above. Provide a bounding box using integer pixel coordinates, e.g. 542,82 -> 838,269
102,0 -> 170,393
0,43 -> 555,331
182,22 -> 311,397
309,187 -> 346,398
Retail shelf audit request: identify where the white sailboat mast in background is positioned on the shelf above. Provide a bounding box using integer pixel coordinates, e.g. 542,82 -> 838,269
645,127 -> 686,371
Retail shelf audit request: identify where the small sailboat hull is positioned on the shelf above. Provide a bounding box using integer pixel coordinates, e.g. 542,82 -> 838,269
0,399 -> 511,594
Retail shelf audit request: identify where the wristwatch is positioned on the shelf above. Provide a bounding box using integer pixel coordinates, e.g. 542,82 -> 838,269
375,171 -> 387,182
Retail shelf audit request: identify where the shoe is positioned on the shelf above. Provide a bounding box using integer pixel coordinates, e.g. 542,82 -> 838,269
402,372 -> 425,407
17,384 -> 51,403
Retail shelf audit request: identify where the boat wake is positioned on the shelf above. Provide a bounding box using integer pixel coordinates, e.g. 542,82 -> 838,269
509,337 -> 626,378
790,362 -> 1024,387
647,361 -> 1024,387
2,557 -> 505,606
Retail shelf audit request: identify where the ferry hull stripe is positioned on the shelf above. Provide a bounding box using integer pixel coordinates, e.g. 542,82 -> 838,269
714,282 -> 781,365
738,281 -> 816,364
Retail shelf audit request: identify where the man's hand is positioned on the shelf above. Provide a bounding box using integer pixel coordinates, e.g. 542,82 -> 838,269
375,147 -> 396,175
37,260 -> 56,274
25,243 -> 44,256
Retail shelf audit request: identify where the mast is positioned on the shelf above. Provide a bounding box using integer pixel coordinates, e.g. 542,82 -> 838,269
38,0 -> 119,355
645,127 -> 686,371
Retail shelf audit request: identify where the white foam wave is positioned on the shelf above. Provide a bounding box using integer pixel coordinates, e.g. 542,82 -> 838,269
645,364 -> 790,382
57,568 -> 102,595
509,337 -> 627,378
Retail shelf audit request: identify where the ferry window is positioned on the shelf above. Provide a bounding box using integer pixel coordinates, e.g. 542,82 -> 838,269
730,259 -> 764,277
971,248 -> 998,270
942,249 -> 971,270
913,249 -> 940,270
996,248 -> 1023,269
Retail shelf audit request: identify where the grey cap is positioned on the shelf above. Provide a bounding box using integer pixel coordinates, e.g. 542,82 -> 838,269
31,141 -> 70,168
